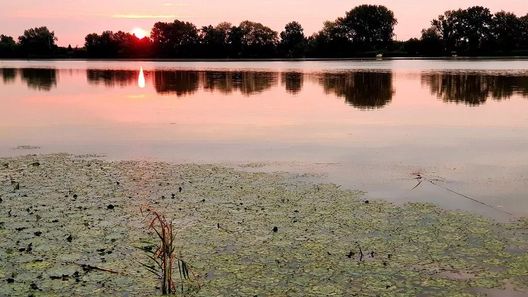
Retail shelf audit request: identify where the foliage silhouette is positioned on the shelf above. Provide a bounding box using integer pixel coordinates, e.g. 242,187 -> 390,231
2,5 -> 528,58
0,35 -> 17,57
151,20 -> 199,57
417,6 -> 528,55
18,27 -> 57,57
279,22 -> 307,58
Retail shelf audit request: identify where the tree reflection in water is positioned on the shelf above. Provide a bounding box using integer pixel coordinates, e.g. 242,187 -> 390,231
21,68 -> 57,91
421,72 -> 528,106
1,68 -> 17,84
9,67 -> 528,110
315,71 -> 394,109
281,72 -> 303,94
87,70 -> 138,87
202,71 -> 278,95
153,71 -> 200,96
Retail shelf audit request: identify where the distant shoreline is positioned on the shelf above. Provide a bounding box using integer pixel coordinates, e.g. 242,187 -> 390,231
2,56 -> 528,62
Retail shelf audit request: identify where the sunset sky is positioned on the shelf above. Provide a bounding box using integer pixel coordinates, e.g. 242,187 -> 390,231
1,0 -> 527,47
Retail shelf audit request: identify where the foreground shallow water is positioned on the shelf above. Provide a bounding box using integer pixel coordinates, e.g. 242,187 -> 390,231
1,59 -> 528,220
1,154 -> 527,296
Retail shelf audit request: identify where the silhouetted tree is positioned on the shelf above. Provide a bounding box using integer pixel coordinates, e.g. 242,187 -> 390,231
279,22 -> 307,58
199,23 -> 231,57
234,21 -> 278,57
18,27 -> 57,57
85,31 -> 152,58
310,5 -> 396,57
85,31 -> 119,57
5,5 -> 528,59
518,14 -> 528,50
419,28 -> 444,56
491,11 -> 522,52
309,20 -> 349,57
428,7 -> 494,54
403,38 -> 421,56
0,35 -> 17,57
151,20 -> 199,57
341,5 -> 397,51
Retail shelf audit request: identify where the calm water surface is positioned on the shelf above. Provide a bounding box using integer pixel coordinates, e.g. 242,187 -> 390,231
1,59 -> 528,220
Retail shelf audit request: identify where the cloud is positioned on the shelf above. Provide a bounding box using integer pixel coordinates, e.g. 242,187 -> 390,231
111,14 -> 182,19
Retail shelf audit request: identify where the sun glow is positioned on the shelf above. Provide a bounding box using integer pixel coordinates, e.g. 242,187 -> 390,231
131,27 -> 148,39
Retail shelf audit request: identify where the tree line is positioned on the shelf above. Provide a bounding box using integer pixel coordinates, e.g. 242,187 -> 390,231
1,5 -> 528,59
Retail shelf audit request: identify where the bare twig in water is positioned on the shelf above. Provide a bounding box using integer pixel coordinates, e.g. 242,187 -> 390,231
356,242 -> 364,262
410,173 -> 512,216
72,262 -> 120,275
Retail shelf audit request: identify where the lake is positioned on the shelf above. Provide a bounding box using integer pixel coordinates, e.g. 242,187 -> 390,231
1,59 -> 528,220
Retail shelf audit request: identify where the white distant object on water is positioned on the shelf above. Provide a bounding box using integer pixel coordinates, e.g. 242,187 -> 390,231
376,53 -> 383,60
138,67 -> 145,88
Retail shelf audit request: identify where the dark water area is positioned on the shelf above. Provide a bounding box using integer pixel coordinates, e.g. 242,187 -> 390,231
1,59 -> 528,220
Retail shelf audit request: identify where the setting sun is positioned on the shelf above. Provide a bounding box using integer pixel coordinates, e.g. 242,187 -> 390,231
131,27 -> 148,39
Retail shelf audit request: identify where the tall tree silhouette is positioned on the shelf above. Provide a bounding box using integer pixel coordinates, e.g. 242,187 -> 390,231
341,5 -> 397,51
151,20 -> 199,57
310,5 -> 396,57
492,11 -> 522,52
279,22 -> 307,58
0,35 -> 17,57
235,21 -> 278,57
427,7 -> 494,54
199,23 -> 231,58
18,27 -> 57,57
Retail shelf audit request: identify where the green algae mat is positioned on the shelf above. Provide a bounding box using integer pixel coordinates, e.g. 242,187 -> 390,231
1,154 -> 527,296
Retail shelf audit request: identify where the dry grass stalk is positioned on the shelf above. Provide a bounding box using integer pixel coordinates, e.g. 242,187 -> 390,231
140,207 -> 199,295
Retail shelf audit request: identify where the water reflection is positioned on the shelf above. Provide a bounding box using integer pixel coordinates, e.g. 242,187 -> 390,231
87,70 -> 138,87
422,73 -> 528,106
315,72 -> 394,109
281,72 -> 303,94
202,71 -> 277,95
138,67 -> 145,89
4,67 -> 528,109
21,68 -> 57,91
154,71 -> 200,96
1,68 -> 17,83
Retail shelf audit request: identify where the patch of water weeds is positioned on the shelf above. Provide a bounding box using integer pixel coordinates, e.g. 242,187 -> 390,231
0,154 -> 527,296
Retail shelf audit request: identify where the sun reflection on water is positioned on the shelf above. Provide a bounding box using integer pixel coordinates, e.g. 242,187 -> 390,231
138,67 -> 145,88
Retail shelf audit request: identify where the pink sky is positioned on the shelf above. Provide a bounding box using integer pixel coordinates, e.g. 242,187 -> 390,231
1,0 -> 527,47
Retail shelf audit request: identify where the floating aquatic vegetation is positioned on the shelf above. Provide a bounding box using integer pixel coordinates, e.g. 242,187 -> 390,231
0,154 -> 527,296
